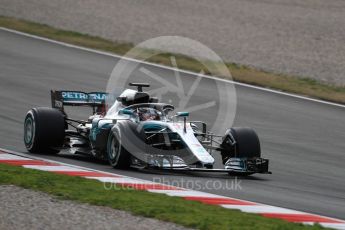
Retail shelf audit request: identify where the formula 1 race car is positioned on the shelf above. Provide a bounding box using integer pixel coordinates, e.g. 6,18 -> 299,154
24,83 -> 270,175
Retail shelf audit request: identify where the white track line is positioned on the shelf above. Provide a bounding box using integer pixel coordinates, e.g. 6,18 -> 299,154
1,148 -> 345,229
220,205 -> 305,214
312,223 -> 345,230
1,27 -> 345,109
87,176 -> 160,184
147,189 -> 225,198
0,153 -> 30,160
23,165 -> 89,172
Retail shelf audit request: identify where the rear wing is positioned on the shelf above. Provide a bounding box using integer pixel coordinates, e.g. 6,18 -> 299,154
51,90 -> 109,113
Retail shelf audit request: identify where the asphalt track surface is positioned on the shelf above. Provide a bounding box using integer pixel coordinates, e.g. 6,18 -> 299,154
1,29 -> 345,219
2,0 -> 345,85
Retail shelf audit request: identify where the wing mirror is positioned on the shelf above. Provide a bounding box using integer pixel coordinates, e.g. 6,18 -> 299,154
119,108 -> 134,116
176,112 -> 189,117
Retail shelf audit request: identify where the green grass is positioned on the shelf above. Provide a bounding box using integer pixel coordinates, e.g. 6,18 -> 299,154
0,163 -> 326,230
1,15 -> 345,104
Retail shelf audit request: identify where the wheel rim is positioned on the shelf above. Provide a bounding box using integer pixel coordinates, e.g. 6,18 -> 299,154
109,135 -> 120,164
24,117 -> 35,145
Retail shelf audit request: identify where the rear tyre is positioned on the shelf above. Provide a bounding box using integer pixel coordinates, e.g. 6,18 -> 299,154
221,127 -> 261,164
107,126 -> 131,169
24,107 -> 65,153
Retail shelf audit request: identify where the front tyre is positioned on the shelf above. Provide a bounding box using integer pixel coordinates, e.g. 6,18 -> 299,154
221,127 -> 261,164
107,126 -> 131,169
24,107 -> 65,153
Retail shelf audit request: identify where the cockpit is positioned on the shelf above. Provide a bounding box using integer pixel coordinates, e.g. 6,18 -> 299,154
105,83 -> 174,121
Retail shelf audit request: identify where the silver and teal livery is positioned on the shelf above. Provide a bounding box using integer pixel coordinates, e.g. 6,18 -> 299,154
24,83 -> 270,175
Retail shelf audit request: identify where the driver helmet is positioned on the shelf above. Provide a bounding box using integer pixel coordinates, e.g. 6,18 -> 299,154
138,107 -> 161,121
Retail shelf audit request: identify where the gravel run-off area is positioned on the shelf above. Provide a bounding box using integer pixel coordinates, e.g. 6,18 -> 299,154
0,185 -> 190,230
1,0 -> 345,85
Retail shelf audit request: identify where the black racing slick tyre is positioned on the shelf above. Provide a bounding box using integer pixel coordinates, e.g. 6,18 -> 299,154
221,127 -> 261,163
107,126 -> 131,169
24,107 -> 65,153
